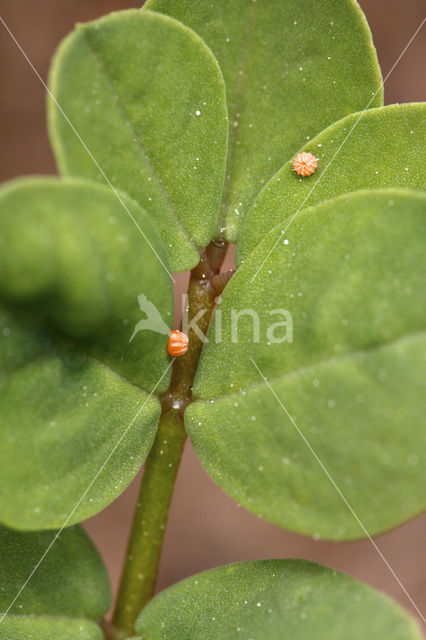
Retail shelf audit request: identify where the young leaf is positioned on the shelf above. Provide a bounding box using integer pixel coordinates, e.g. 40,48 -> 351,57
135,559 -> 421,639
0,178 -> 172,529
0,523 -> 110,639
48,9 -> 228,272
186,190 -> 426,539
146,0 -> 383,241
238,103 -> 426,264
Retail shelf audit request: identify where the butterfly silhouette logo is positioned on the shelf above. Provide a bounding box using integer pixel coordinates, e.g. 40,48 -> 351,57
129,294 -> 170,342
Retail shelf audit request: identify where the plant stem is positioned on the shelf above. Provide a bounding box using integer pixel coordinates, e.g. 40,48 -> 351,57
111,241 -> 229,639
111,410 -> 186,639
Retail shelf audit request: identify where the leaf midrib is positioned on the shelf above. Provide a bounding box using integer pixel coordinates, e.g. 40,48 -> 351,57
193,330 -> 425,402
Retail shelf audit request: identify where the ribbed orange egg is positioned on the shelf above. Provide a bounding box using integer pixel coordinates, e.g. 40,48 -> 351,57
168,330 -> 189,356
292,152 -> 318,177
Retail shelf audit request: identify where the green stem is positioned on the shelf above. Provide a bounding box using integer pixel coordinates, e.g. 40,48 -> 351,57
111,410 -> 186,639
111,242 -> 228,639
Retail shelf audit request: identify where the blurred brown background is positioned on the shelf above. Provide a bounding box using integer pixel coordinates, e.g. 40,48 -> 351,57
1,0 -> 425,629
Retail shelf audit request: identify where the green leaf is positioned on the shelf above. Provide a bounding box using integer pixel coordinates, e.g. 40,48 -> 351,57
135,559 -> 421,639
0,178 -> 172,391
0,524 -> 110,617
238,103 -> 426,264
0,177 -> 172,529
146,0 -> 383,241
0,618 -> 103,640
186,190 -> 426,539
48,9 -> 228,272
0,523 -> 109,639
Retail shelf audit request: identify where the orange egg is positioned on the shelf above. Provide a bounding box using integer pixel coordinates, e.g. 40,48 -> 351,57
292,152 -> 318,177
168,330 -> 189,356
